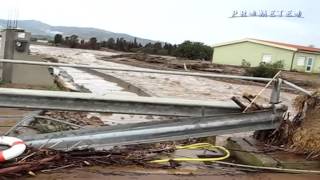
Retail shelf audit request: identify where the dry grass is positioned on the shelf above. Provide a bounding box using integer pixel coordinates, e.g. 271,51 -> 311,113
259,91 -> 320,159
291,91 -> 320,158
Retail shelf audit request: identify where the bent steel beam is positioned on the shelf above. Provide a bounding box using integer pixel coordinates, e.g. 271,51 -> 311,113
20,110 -> 285,150
283,80 -> 312,96
0,88 -> 241,116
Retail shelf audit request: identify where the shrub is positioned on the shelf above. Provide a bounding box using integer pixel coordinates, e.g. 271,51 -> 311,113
245,61 -> 284,78
241,59 -> 251,68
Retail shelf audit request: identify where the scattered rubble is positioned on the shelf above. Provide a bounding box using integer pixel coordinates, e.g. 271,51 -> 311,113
291,92 -> 320,158
29,111 -> 104,133
101,53 -> 319,90
104,53 -> 235,73
42,111 -> 103,126
0,144 -> 174,178
254,91 -> 320,160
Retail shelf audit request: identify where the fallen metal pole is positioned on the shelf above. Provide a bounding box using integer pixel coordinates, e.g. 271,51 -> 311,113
0,59 -> 273,82
0,88 -> 241,116
283,80 -> 312,96
243,71 -> 281,112
21,110 -> 284,150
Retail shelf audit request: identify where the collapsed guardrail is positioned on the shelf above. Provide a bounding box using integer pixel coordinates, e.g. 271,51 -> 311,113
0,88 -> 241,116
0,59 -> 310,150
21,109 -> 285,150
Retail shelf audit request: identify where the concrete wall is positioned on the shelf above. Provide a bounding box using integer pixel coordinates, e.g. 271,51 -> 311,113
0,55 -> 55,86
11,64 -> 54,86
0,30 -> 17,82
0,30 -> 16,59
212,42 -> 294,70
0,29 -> 54,86
10,55 -> 54,86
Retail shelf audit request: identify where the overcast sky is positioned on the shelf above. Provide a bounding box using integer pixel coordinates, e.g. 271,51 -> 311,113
0,0 -> 318,46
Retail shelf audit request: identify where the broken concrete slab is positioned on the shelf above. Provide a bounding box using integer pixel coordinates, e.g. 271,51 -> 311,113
226,137 -> 278,167
226,137 -> 320,170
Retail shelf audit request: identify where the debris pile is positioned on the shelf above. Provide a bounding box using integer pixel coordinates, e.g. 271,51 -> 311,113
30,111 -> 104,133
256,92 -> 320,159
42,111 -> 104,126
291,92 -> 320,158
106,53 -> 227,72
0,144 -> 174,178
254,114 -> 294,147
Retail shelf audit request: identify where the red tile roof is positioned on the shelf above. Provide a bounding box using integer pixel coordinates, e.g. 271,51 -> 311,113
252,39 -> 320,53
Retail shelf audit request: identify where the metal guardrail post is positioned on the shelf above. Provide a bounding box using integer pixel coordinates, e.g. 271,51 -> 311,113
270,78 -> 282,105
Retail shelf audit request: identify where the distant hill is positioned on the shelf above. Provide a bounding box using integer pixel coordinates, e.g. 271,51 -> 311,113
0,19 -> 156,45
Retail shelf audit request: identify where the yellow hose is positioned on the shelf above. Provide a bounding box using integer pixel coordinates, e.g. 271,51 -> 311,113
151,143 -> 230,163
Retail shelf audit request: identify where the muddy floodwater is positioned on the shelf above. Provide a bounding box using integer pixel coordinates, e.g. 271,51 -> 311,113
57,66 -> 166,126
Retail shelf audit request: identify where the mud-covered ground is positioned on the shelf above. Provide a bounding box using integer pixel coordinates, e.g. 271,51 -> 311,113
29,166 -> 320,180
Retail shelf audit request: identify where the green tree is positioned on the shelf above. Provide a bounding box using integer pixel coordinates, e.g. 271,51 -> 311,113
164,43 -> 174,55
107,38 -> 115,49
153,42 -> 162,49
175,41 -> 213,60
89,37 -> 98,49
116,38 -> 129,51
69,34 -> 79,48
133,38 -> 138,48
54,34 -> 63,45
